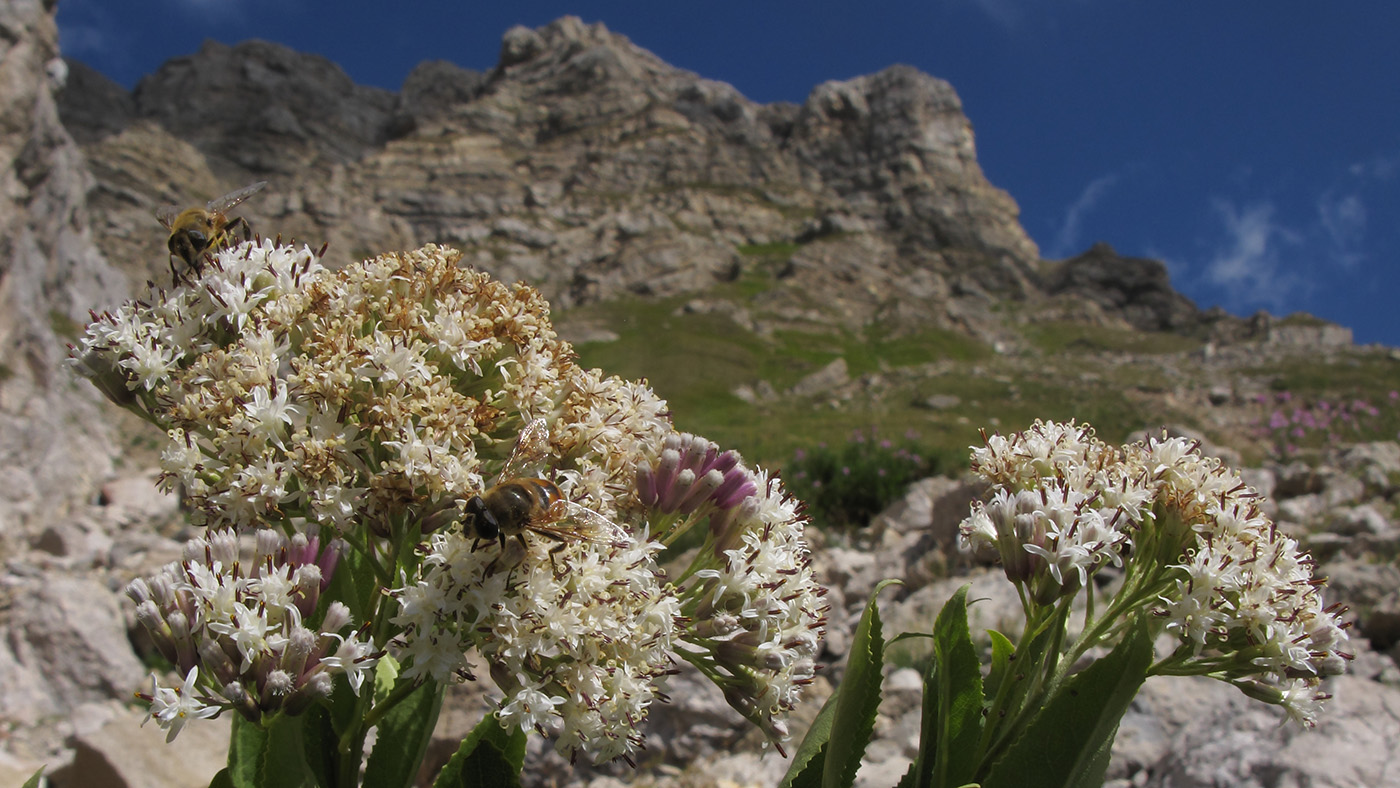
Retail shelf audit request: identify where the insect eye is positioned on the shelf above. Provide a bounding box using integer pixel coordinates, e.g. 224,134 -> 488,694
186,230 -> 208,249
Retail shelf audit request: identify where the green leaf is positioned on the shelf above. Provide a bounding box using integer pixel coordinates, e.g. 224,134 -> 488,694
374,654 -> 403,705
298,705 -> 338,788
902,585 -> 984,788
982,630 -> 1015,705
982,618 -> 1152,788
265,714 -> 318,788
325,664 -> 362,738
930,585 -> 984,788
778,689 -> 839,788
207,768 -> 234,788
823,578 -> 900,788
887,632 -> 934,648
226,715 -> 264,788
225,714 -> 319,788
780,580 -> 901,788
364,677 -> 444,788
432,713 -> 528,788
21,767 -> 45,788
324,544 -> 379,624
894,759 -> 918,788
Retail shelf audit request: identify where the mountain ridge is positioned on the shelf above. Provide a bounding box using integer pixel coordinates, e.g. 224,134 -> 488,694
55,15 -> 1281,348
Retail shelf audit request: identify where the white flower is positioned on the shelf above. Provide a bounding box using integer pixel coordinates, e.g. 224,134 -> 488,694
393,520 -> 679,762
121,339 -> 178,390
319,631 -> 378,695
143,668 -> 219,743
129,529 -> 366,721
243,384 -> 302,449
498,678 -> 566,736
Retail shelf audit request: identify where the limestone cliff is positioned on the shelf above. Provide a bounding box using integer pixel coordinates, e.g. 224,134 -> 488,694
58,17 -> 1100,342
0,0 -> 125,538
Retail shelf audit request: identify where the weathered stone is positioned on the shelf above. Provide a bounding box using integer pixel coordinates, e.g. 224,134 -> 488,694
919,393 -> 961,410
790,358 -> 849,397
1141,674 -> 1398,788
1273,460 -> 1325,498
56,59 -> 133,144
0,577 -> 145,725
50,703 -> 229,788
1326,503 -> 1393,536
1337,442 -> 1400,498
1043,242 -> 1201,333
1278,493 -> 1325,524
131,39 -> 395,173
0,0 -> 125,540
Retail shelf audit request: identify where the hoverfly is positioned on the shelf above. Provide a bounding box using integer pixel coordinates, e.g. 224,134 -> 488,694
155,181 -> 267,281
465,419 -> 628,554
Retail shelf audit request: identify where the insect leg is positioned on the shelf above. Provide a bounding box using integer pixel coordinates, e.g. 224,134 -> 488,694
226,215 -> 254,243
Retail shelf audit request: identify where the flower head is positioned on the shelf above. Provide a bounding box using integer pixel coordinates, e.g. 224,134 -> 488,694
80,241 -> 824,760
128,528 -> 374,729
959,420 -> 1351,724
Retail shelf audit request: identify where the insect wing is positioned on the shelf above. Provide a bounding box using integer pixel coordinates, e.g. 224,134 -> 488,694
155,205 -> 183,230
529,499 -> 629,546
206,181 -> 268,214
499,418 -> 551,481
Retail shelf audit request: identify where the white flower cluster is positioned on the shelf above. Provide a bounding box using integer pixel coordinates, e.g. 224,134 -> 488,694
681,469 -> 825,750
397,425 -> 827,761
73,242 -> 569,535
128,529 -> 376,739
77,241 -> 825,758
960,420 -> 1351,724
627,432 -> 826,752
394,531 -> 677,763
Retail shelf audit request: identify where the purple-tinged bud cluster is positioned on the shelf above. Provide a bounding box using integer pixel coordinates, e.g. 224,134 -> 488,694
128,528 -> 377,734
636,433 -> 757,515
631,431 -> 826,755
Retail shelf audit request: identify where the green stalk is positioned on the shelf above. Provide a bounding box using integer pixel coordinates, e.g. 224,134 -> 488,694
978,595 -> 1075,769
975,598 -> 1056,759
333,514 -> 418,787
362,677 -> 427,729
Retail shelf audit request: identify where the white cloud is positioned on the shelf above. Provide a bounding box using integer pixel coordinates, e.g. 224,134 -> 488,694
966,0 -> 1024,28
1202,200 -> 1302,310
1349,153 -> 1400,181
1048,173 -> 1118,258
1317,190 -> 1366,268
160,0 -> 249,20
55,0 -> 119,59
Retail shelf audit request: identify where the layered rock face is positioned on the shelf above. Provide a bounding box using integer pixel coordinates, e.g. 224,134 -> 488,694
0,0 -> 126,537
57,16 -> 1174,341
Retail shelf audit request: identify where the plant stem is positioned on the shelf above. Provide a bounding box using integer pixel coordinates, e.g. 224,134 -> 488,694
978,597 -> 1074,768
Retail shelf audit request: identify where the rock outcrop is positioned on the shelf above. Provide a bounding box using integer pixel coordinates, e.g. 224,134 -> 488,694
56,17 -> 1060,341
0,0 -> 125,538
1042,241 -> 1201,332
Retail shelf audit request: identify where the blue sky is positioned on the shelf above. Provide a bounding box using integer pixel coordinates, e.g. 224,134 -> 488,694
57,1 -> 1400,346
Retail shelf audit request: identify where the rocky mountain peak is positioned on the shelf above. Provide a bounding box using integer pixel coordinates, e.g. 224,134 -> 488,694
53,15 -> 1269,343
493,16 -> 680,87
790,64 -> 1040,266
131,38 -> 396,173
1043,241 -> 1200,332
